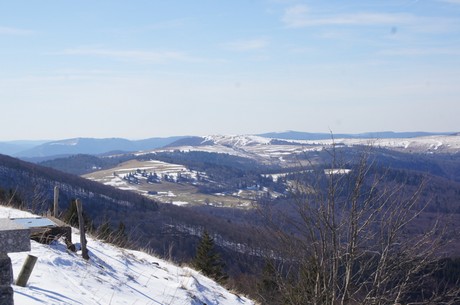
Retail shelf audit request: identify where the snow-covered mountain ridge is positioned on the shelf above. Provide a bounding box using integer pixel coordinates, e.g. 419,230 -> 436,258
148,134 -> 460,167
2,206 -> 255,305
303,134 -> 460,154
192,134 -> 460,155
202,135 -> 271,147
2,132 -> 457,160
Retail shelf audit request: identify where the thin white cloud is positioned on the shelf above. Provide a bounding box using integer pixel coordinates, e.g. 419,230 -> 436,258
282,4 -> 417,28
380,47 -> 460,56
0,26 -> 33,35
103,19 -> 187,36
439,0 -> 460,4
58,47 -> 204,63
221,38 -> 269,51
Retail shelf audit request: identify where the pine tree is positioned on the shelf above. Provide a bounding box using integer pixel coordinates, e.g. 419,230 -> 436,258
62,199 -> 93,230
257,260 -> 281,305
192,230 -> 227,283
62,199 -> 79,227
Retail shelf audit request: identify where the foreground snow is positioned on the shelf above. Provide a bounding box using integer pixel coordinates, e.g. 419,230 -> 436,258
1,206 -> 255,305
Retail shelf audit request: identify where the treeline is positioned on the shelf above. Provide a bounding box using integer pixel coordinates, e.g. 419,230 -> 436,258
0,153 -> 158,221
139,150 -> 267,173
140,150 -> 286,194
2,151 -> 460,303
39,153 -> 134,175
0,153 -> 271,291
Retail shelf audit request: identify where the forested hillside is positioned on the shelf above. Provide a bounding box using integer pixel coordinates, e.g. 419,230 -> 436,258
1,144 -> 460,303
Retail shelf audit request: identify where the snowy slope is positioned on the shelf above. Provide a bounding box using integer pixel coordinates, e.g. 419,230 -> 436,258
303,134 -> 460,154
164,134 -> 460,159
220,133 -> 460,154
2,206 -> 255,305
202,135 -> 271,147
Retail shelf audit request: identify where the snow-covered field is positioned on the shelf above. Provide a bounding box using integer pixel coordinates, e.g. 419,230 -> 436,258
303,134 -> 460,154
150,134 -> 460,164
1,206 -> 255,305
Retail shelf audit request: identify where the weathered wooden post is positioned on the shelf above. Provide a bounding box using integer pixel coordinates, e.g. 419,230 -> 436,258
15,255 -> 37,287
75,199 -> 89,260
0,219 -> 31,305
53,186 -> 59,218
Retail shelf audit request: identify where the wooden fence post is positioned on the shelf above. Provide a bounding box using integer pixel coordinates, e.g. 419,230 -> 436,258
53,186 -> 59,218
75,199 -> 89,260
15,255 -> 38,287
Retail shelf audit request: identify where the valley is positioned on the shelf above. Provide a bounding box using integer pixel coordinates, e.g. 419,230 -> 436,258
1,131 -> 459,304
80,133 -> 460,210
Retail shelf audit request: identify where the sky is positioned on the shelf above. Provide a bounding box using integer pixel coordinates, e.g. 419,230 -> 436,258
0,0 -> 459,141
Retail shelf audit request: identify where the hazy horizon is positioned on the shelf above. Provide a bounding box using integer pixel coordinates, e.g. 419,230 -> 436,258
1,130 -> 458,143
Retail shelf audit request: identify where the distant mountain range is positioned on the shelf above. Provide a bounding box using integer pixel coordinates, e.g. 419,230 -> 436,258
0,131 -> 456,160
10,136 -> 185,160
0,140 -> 49,156
258,131 -> 454,141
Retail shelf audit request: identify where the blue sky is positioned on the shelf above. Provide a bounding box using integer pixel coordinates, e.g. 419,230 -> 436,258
1,0 -> 459,140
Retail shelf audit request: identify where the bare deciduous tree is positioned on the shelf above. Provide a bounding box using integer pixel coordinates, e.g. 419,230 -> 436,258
260,144 -> 459,305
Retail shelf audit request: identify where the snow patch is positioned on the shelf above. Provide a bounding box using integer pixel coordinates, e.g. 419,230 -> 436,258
172,201 -> 189,206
